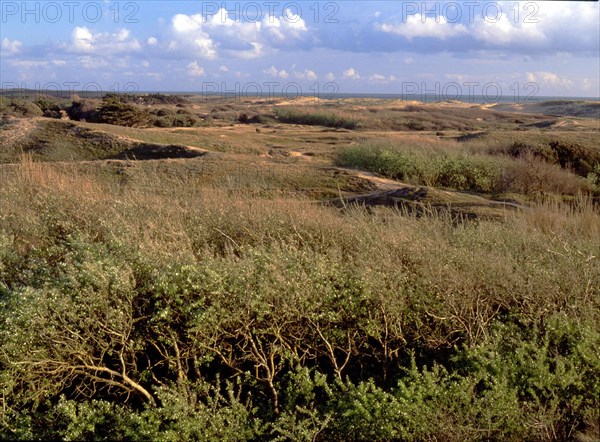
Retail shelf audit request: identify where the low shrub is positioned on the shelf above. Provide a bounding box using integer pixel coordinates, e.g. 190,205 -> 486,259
338,142 -> 592,195
0,99 -> 44,117
275,109 -> 359,129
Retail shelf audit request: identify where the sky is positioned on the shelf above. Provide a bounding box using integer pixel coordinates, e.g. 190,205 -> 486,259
1,1 -> 599,99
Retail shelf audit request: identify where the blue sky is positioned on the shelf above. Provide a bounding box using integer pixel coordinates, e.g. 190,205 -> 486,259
1,1 -> 599,98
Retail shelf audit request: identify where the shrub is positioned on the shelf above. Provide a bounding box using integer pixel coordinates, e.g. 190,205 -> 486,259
66,99 -> 99,121
1,99 -> 44,117
275,109 -> 359,129
96,94 -> 150,127
338,142 -> 592,195
505,141 -> 600,178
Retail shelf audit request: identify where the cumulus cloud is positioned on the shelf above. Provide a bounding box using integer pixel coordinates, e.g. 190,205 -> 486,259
343,68 -> 360,80
293,68 -> 317,81
68,27 -> 141,54
1,38 -> 22,55
187,61 -> 206,77
369,73 -> 397,83
261,8 -> 308,42
263,65 -> 289,79
325,72 -> 336,81
147,36 -> 158,46
169,7 -> 310,60
471,12 -> 545,46
372,2 -> 598,54
526,71 -> 573,89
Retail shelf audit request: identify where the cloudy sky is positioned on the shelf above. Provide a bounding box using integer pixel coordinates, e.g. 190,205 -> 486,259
1,1 -> 598,99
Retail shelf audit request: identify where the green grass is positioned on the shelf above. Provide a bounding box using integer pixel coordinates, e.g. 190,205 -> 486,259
337,140 -> 595,196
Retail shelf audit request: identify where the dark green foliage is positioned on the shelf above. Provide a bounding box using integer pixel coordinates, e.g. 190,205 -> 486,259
34,97 -> 63,118
66,99 -> 99,122
508,141 -> 600,178
117,93 -> 189,106
96,94 -> 150,127
238,114 -> 266,124
153,114 -> 199,128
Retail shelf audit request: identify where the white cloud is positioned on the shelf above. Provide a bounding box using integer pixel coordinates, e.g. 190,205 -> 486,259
187,61 -> 206,77
1,38 -> 22,55
369,73 -> 397,83
325,72 -> 335,81
403,57 -> 414,65
219,65 -> 229,72
482,3 -> 594,50
261,8 -> 308,42
471,13 -> 545,46
377,15 -> 467,40
263,65 -> 289,79
373,2 -> 598,53
343,68 -> 360,80
69,26 -> 141,54
194,36 -> 218,59
169,7 -> 310,60
526,71 -> 573,89
294,68 -> 317,81
72,27 -> 94,51
147,36 -> 158,46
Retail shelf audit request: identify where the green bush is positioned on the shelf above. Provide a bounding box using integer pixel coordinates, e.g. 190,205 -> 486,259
275,109 -> 359,129
0,99 -> 44,117
338,144 -> 503,192
338,142 -> 592,195
66,99 -> 99,122
97,94 -> 150,127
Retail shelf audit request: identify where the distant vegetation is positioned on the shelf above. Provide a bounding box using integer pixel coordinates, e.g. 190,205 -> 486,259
275,108 -> 360,129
